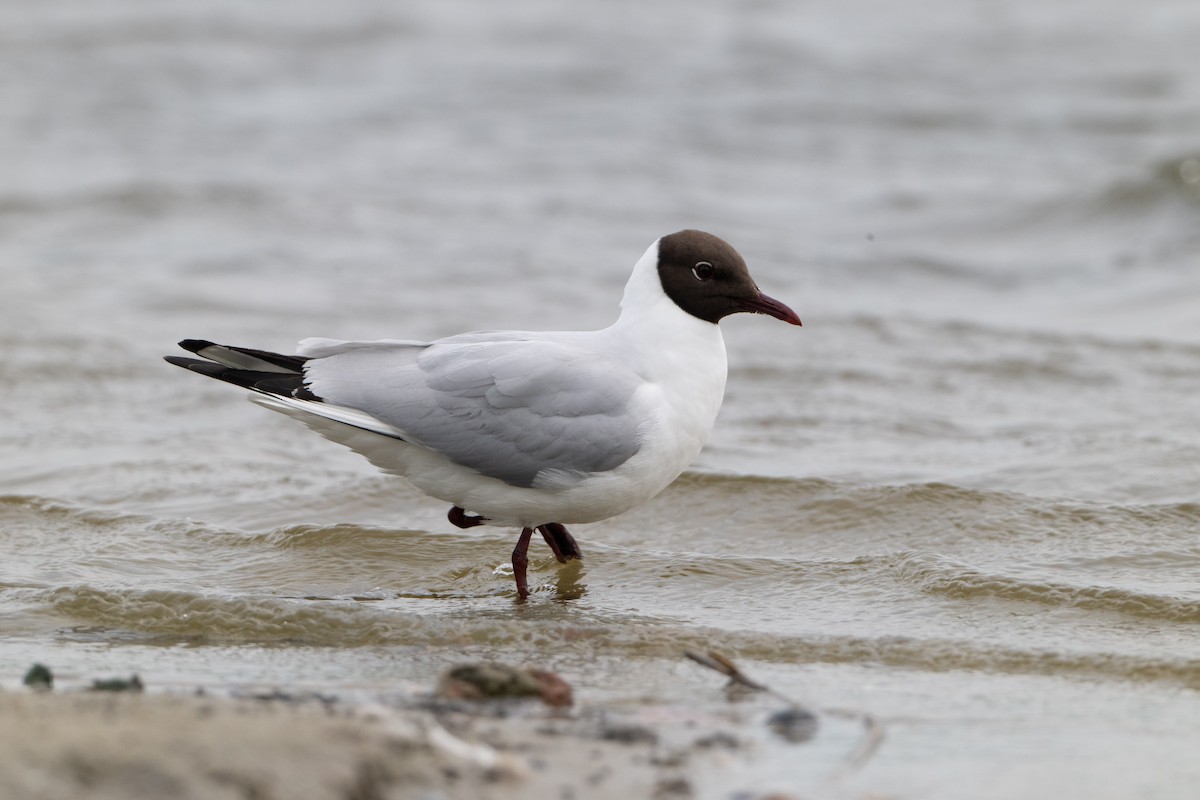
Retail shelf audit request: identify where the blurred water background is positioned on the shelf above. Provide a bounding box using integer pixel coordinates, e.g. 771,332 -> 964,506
2,0 -> 1200,797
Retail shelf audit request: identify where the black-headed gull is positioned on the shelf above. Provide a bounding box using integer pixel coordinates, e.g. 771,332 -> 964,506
166,230 -> 801,598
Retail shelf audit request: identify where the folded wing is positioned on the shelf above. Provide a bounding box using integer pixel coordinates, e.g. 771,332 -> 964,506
303,335 -> 645,488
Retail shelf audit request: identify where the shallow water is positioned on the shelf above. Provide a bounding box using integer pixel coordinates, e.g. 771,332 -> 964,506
3,0 -> 1200,797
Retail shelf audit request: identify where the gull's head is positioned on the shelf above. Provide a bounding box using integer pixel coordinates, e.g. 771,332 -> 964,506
653,230 -> 802,326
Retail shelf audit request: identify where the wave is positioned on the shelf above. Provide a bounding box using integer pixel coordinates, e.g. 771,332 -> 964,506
11,476 -> 1200,544
1,13 -> 418,52
988,153 -> 1200,275
14,583 -> 1200,691
0,182 -> 271,221
888,551 -> 1200,623
0,493 -> 142,525
959,153 -> 1200,241
1095,154 -> 1200,212
10,479 -> 1200,578
668,474 -> 1200,533
24,585 -> 429,646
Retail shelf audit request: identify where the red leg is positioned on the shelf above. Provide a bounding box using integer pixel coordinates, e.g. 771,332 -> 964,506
512,527 -> 534,599
538,523 -> 582,562
448,506 -> 487,529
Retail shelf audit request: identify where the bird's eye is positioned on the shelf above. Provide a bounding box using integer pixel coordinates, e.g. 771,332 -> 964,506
692,261 -> 715,281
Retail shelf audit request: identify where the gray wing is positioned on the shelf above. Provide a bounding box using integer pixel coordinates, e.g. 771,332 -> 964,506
302,335 -> 645,488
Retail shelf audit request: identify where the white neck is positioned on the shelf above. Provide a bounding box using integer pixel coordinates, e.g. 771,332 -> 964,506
601,238 -> 729,470
617,240 -> 672,322
606,239 -> 728,387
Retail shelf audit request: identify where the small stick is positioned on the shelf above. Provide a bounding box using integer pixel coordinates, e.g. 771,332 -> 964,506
684,649 -> 769,692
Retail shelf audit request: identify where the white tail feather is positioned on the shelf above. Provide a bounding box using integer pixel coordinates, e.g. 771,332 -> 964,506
250,393 -> 407,440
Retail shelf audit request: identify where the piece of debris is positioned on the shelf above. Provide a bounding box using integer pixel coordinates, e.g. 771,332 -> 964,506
232,688 -> 338,709
767,706 -> 818,743
599,721 -> 659,745
683,651 -> 767,692
653,776 -> 694,798
684,650 -> 818,743
693,731 -> 741,750
829,713 -> 885,777
23,663 -> 53,692
436,663 -> 573,707
422,717 -> 529,780
89,675 -> 144,692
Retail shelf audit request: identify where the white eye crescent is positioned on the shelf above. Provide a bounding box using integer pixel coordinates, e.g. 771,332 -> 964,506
692,261 -> 715,281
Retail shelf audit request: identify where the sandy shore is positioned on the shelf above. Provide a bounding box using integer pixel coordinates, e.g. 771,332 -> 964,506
0,686 -> 776,800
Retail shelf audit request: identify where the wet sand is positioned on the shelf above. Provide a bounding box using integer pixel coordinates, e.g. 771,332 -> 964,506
0,670 -> 833,800
0,689 -> 686,800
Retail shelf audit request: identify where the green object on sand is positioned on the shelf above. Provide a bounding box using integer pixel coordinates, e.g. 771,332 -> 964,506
90,675 -> 145,693
22,663 -> 53,691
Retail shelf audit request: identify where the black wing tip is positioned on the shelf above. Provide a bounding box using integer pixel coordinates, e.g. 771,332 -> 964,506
164,353 -> 317,399
174,339 -> 308,373
164,355 -> 202,369
178,339 -> 216,354
163,355 -> 223,377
